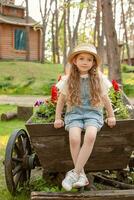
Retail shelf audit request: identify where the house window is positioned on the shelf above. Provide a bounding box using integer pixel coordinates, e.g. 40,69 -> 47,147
14,29 -> 26,50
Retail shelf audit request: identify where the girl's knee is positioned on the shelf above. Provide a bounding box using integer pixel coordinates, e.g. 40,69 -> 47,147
84,130 -> 97,144
70,135 -> 81,147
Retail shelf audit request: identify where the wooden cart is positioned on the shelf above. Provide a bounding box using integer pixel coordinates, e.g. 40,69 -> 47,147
4,118 -> 134,199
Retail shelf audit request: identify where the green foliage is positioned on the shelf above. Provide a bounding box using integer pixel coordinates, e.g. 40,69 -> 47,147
4,75 -> 14,81
108,87 -> 130,119
30,176 -> 60,192
31,100 -> 56,123
123,84 -> 134,97
122,64 -> 134,73
36,101 -> 56,118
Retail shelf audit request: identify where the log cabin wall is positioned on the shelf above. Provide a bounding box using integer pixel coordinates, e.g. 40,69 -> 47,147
29,29 -> 41,61
0,23 -> 41,61
1,6 -> 24,18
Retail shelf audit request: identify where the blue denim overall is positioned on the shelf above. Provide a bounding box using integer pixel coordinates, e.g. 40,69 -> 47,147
64,77 -> 104,132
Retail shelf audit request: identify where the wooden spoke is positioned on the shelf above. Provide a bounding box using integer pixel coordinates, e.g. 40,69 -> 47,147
14,143 -> 21,155
22,137 -> 28,154
12,157 -> 23,163
12,164 -> 23,176
18,136 -> 24,154
14,171 -> 23,188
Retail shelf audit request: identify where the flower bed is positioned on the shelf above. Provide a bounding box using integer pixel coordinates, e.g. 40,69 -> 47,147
30,79 -> 132,124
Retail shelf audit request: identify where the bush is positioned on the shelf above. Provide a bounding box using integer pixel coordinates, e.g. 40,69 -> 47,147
123,84 -> 134,96
122,64 -> 134,73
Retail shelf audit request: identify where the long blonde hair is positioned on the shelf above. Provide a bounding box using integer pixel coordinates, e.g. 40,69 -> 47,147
66,59 -> 103,107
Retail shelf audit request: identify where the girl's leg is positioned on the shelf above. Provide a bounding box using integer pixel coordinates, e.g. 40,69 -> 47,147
69,127 -> 82,165
74,126 -> 97,174
61,127 -> 81,191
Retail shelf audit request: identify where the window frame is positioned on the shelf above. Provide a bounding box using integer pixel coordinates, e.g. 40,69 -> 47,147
13,28 -> 26,52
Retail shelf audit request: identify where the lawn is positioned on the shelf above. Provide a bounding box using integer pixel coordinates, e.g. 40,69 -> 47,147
0,61 -> 64,95
0,61 -> 134,96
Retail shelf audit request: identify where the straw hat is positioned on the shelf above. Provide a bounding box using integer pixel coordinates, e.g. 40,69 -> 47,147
68,43 -> 101,66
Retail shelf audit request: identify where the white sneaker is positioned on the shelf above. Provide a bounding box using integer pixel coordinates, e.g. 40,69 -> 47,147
62,169 -> 79,191
73,173 -> 89,188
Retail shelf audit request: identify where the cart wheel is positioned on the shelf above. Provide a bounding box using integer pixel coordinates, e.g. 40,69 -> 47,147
5,129 -> 32,195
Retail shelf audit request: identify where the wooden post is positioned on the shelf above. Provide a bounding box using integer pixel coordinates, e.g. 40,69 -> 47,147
17,105 -> 33,120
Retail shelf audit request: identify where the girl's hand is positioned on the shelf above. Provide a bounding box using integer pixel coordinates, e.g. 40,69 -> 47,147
54,119 -> 64,128
105,117 -> 116,128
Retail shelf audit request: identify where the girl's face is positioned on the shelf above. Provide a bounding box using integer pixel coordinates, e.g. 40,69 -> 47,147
73,53 -> 95,75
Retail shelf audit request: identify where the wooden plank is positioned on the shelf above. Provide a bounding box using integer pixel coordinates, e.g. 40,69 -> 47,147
26,119 -> 134,137
30,134 -> 133,171
31,133 -> 134,146
31,190 -> 134,200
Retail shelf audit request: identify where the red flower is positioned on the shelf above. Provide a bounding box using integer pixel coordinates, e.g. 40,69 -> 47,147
51,85 -> 58,102
112,80 -> 119,91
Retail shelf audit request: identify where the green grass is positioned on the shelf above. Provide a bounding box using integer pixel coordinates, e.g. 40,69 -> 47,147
0,61 -> 63,95
0,105 -> 28,199
122,73 -> 134,96
103,64 -> 134,97
0,61 -> 134,96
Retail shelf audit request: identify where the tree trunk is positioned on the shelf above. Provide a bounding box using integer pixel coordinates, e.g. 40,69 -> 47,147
101,0 -> 122,84
1,112 -> 17,121
52,13 -> 56,63
55,0 -> 60,63
25,0 -> 30,61
94,0 -> 100,47
63,0 -> 67,69
95,0 -> 104,71
41,20 -> 45,63
113,0 -> 116,25
71,0 -> 85,48
39,0 -> 54,63
67,0 -> 72,50
120,0 -> 131,65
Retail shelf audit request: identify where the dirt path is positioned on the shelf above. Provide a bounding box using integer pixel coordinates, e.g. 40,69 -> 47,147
0,95 -> 48,106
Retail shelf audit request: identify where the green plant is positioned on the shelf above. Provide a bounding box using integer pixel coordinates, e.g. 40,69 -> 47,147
122,64 -> 134,73
108,80 -> 130,119
123,84 -> 134,96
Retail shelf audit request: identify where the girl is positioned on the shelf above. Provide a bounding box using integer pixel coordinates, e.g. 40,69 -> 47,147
54,43 -> 116,191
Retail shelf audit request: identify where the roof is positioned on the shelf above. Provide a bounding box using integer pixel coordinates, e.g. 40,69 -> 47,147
0,3 -> 25,9
0,14 -> 42,27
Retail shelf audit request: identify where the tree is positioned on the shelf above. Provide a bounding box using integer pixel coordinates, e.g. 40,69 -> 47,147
63,0 -> 67,68
120,0 -> 131,65
25,0 -> 30,61
101,0 -> 122,84
39,0 -> 54,63
51,0 -> 60,64
94,0 -> 104,71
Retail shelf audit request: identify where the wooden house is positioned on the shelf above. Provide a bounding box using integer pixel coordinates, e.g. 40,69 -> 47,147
0,2 -> 42,61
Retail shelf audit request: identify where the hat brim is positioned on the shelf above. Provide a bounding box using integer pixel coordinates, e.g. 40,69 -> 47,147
68,50 -> 101,66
